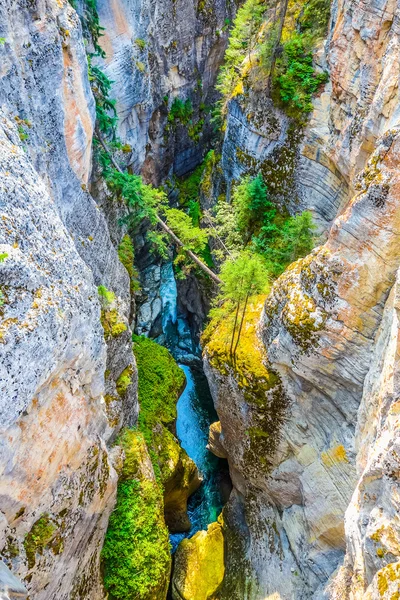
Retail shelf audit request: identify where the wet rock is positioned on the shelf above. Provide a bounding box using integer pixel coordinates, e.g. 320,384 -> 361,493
207,421 -> 228,459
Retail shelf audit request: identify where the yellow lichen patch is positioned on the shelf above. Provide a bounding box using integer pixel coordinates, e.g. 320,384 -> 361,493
172,520 -> 225,600
376,563 -> 400,597
321,444 -> 349,468
203,295 -> 276,388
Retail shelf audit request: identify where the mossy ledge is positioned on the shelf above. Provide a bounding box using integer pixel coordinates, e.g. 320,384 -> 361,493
203,295 -> 289,474
102,336 -> 201,598
102,430 -> 171,600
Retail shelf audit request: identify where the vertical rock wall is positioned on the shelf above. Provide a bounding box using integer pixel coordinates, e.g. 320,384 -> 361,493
0,1 -> 136,597
203,1 -> 400,599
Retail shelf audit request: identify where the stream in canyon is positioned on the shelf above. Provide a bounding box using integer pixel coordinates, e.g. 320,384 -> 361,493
154,262 -> 230,551
170,365 -> 230,552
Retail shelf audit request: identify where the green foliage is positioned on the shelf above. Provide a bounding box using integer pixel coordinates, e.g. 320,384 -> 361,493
98,285 -> 128,339
254,210 -> 316,277
216,0 -> 268,111
168,98 -> 193,125
135,38 -> 147,51
0,253 -> 8,262
82,0 -> 105,56
98,284 -> 115,305
188,199 -> 201,226
217,0 -> 330,118
24,514 -> 56,569
218,251 -> 269,304
0,289 -> 4,307
118,234 -> 140,293
102,430 -> 170,600
273,32 -> 329,115
176,161 -> 205,207
188,118 -> 204,142
210,251 -> 269,360
166,209 -> 208,255
88,55 -> 117,138
209,174 -> 316,278
233,174 -> 273,240
299,0 -> 331,37
0,38 -> 6,46
133,335 -> 185,445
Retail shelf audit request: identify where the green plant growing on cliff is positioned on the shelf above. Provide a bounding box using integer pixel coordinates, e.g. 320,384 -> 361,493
272,32 -> 329,115
102,430 -> 170,600
212,252 -> 269,361
216,0 -> 268,113
133,335 -> 185,446
98,285 -> 128,339
254,210 -> 316,276
168,98 -> 194,125
208,174 -> 315,276
118,234 -> 140,293
82,0 -> 106,56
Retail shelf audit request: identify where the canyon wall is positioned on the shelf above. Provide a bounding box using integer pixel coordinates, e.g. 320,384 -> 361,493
204,0 -> 400,598
0,1 -> 138,597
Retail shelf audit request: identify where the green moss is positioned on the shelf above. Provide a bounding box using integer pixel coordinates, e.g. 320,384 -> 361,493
133,335 -> 184,434
204,296 -> 289,473
100,307 -> 127,339
24,514 -> 57,569
102,430 -> 171,600
118,234 -> 140,293
116,365 -> 134,397
98,285 -> 128,339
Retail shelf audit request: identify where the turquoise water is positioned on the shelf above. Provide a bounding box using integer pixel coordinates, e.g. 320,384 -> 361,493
170,365 -> 229,552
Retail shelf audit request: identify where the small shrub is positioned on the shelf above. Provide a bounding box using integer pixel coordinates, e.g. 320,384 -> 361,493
135,38 -> 147,51
168,98 -> 193,125
98,284 -> 115,305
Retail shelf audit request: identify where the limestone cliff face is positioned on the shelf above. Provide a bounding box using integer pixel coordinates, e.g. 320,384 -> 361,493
220,0 -> 400,234
0,1 -> 136,597
97,0 -> 235,182
0,0 -> 231,596
204,1 -> 400,599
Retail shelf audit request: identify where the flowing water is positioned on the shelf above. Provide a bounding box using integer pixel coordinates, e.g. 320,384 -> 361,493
157,261 -> 231,551
170,365 -> 230,552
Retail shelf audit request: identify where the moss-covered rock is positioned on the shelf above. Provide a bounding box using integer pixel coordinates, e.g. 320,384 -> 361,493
153,423 -> 201,532
102,430 -> 171,600
133,334 -> 201,531
172,520 -> 225,600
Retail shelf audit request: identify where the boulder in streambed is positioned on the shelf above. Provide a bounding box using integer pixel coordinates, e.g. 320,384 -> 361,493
172,520 -> 225,600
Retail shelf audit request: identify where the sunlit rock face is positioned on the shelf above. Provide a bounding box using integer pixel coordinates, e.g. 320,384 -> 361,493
0,1 -> 136,597
96,0 -> 235,183
202,1 -> 400,598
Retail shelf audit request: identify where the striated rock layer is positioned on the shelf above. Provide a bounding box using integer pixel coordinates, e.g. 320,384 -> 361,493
203,1 -> 400,599
0,1 -> 137,598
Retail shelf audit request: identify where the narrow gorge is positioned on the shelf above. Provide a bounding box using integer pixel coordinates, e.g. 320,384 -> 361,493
1,0 -> 400,599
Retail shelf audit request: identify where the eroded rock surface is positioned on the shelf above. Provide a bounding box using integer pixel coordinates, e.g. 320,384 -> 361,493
172,520 -> 225,600
202,2 -> 400,599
